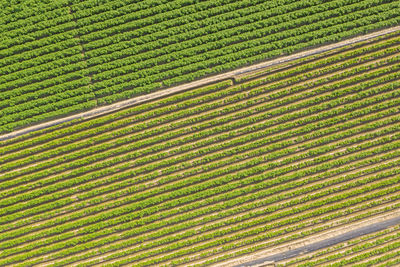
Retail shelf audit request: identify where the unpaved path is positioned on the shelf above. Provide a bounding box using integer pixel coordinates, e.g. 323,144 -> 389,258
1,26 -> 400,142
233,212 -> 400,267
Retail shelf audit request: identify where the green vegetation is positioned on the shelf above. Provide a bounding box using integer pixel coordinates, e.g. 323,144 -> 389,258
278,225 -> 400,267
0,31 -> 400,266
1,0 -> 400,133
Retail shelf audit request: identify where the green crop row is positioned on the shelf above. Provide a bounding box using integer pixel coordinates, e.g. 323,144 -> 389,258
4,123 -> 400,265
1,61 -> 398,243
1,29 -> 397,150
2,34 -> 393,166
1,0 -> 399,133
195,197 -> 400,267
45,163 -> 400,267
235,30 -> 400,82
0,80 -> 231,153
1,0 -> 170,47
2,94 -> 398,245
332,241 -> 400,266
278,225 -> 400,266
2,39 -> 399,189
3,92 -> 399,250
2,94 -> 400,263
71,172 -> 400,267
91,1 -> 400,99
2,20 -> 400,265
2,61 -> 399,221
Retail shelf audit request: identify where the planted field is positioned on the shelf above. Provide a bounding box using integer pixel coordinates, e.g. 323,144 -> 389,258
1,0 -> 400,133
1,30 -> 400,266
278,224 -> 400,266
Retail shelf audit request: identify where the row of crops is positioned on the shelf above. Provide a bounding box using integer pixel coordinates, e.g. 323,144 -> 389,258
1,30 -> 400,266
278,224 -> 400,266
1,0 -> 400,133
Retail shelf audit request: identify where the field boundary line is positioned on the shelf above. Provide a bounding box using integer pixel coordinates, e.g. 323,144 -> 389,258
213,209 -> 400,267
1,25 -> 400,141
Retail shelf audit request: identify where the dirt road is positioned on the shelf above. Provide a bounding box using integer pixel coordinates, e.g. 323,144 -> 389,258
235,215 -> 400,266
1,25 -> 400,141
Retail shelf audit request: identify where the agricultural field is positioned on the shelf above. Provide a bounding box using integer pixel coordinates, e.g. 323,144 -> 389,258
1,0 -> 400,133
1,28 -> 400,266
277,224 -> 400,266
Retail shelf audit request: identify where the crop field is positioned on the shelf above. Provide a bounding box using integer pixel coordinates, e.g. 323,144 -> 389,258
278,224 -> 400,266
1,0 -> 400,133
1,29 -> 400,266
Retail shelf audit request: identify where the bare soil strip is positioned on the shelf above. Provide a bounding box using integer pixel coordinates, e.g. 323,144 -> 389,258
1,26 -> 400,141
227,210 -> 400,267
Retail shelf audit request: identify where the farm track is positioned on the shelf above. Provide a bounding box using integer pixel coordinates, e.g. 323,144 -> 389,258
3,43 -> 400,172
234,31 -> 400,83
176,201 -> 400,267
3,113 -> 396,239
284,221 -> 400,266
1,113 -> 398,266
97,162 -> 400,265
0,50 -> 396,188
220,211 -> 400,267
4,122 -> 398,242
1,78 -> 398,232
1,62 -> 397,201
233,31 -> 400,82
1,26 -> 400,266
1,110 -> 398,249
2,37 -> 400,194
104,190 -> 400,267
3,138 -> 400,249
21,161 -> 400,266
57,194 -> 400,263
1,25 -> 400,142
278,224 -> 400,266
2,29 -> 400,158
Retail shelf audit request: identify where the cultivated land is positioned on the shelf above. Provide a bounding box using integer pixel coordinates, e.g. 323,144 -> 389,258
2,25 -> 400,142
1,0 -> 400,133
229,211 -> 400,266
1,30 -> 400,266
277,222 -> 400,266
